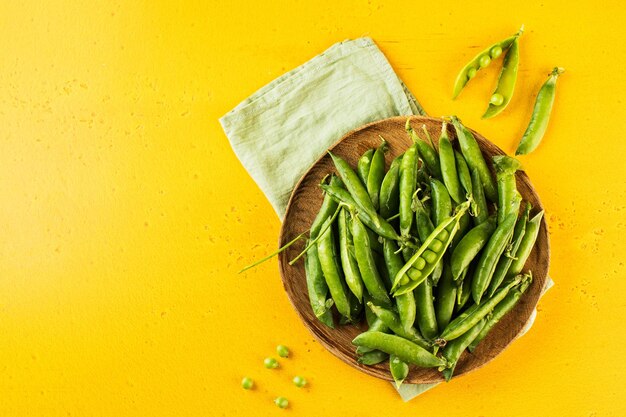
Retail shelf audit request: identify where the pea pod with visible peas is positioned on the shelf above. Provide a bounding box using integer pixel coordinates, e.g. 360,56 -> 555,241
471,212 -> 517,304
392,201 -> 471,296
367,138 -> 388,210
516,67 -> 565,155
450,116 -> 498,202
352,331 -> 447,368
483,34 -> 522,119
469,274 -> 532,352
487,203 -> 530,297
441,275 -> 522,341
412,194 -> 443,285
452,26 -> 524,99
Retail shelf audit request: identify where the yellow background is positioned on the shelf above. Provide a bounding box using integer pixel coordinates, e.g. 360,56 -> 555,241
1,0 -> 625,415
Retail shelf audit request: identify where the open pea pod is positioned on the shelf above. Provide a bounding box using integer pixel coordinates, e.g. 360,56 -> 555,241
391,201 -> 471,296
452,26 -> 524,99
482,36 -> 521,119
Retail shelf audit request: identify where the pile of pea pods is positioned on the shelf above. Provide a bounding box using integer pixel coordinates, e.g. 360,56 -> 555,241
303,117 -> 543,385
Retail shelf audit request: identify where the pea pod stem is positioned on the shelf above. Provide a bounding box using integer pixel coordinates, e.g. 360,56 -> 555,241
239,230 -> 307,273
516,67 -> 565,155
289,203 -> 343,265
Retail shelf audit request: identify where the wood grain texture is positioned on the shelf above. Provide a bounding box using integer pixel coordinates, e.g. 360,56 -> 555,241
278,116 -> 550,384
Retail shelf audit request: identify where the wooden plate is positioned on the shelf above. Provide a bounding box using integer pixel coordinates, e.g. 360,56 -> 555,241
278,116 -> 549,384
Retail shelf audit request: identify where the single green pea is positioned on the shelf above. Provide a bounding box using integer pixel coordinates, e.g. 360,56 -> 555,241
400,276 -> 409,285
490,93 -> 504,106
413,257 -> 426,270
428,239 -> 443,252
479,55 -> 491,68
276,345 -> 289,358
467,67 -> 477,79
407,269 -> 422,281
264,357 -> 279,369
490,46 -> 503,58
274,397 -> 289,409
293,376 -> 307,388
422,250 -> 437,264
241,377 -> 254,390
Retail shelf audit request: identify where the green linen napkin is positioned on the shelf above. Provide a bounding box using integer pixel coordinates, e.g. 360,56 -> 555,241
220,37 -> 424,218
220,37 -> 552,401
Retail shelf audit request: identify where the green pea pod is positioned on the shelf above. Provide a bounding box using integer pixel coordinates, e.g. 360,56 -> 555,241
350,214 -> 391,307
430,178 -> 452,226
367,302 -> 430,349
379,155 -> 403,220
456,266 -> 472,309
329,152 -> 379,225
450,216 -> 497,280
383,239 -> 416,332
471,212 -> 517,304
390,354 -> 409,388
406,120 -> 442,180
441,275 -> 522,341
415,278 -> 439,340
470,167 -> 489,225
338,209 -> 364,301
413,196 -> 443,286
469,275 -> 532,352
507,210 -> 544,278
359,295 -> 390,354
310,175 -> 342,238
450,116 -> 497,202
357,149 -> 374,185
392,201 -> 471,295
319,184 -> 403,242
435,264 -> 457,331
358,350 -> 389,365
399,142 -> 419,238
439,122 -> 464,204
494,155 -> 522,224
352,331 -> 447,368
367,138 -> 388,210
304,244 -> 334,328
452,26 -> 523,99
487,203 -> 530,297
442,318 -> 487,381
483,36 -> 521,119
516,67 -> 565,155
450,208 -> 472,251
455,150 -> 472,197
317,217 -> 351,318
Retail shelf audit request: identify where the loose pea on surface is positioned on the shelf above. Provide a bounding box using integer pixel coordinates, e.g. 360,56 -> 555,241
293,376 -> 307,388
490,93 -> 504,106
264,357 -> 279,369
241,377 -> 254,390
478,55 -> 491,68
490,45 -> 503,58
274,397 -> 289,409
276,345 -> 289,358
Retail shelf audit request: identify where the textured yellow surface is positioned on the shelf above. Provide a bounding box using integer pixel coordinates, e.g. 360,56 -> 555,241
1,1 -> 625,416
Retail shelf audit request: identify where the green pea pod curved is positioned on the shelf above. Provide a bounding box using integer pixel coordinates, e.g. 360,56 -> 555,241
442,318 -> 487,381
441,275 -> 522,341
367,138 -> 388,210
379,155 -> 403,220
338,208 -> 364,301
406,120 -> 442,180
450,216 -> 497,280
439,122 -> 464,203
317,217 -> 351,318
383,239 -> 416,332
516,67 -> 565,155
352,331 -> 447,368
367,302 -> 430,349
507,210 -> 544,278
357,149 -> 374,185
